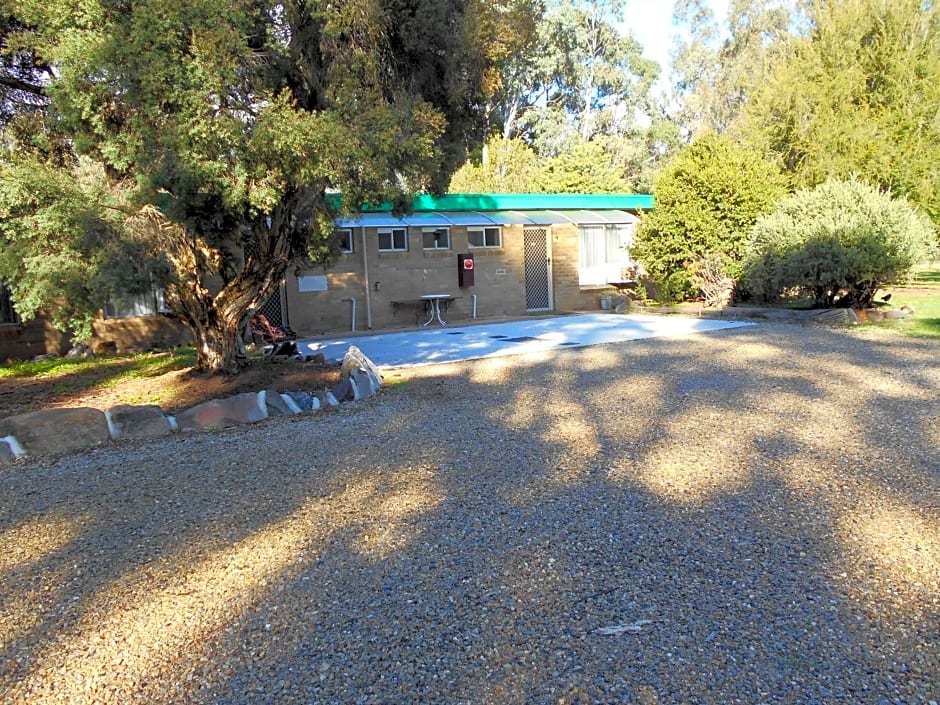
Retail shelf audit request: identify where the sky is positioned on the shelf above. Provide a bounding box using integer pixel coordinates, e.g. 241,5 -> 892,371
625,0 -> 729,87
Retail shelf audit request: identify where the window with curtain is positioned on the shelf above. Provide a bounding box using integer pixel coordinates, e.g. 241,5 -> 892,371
104,286 -> 167,318
578,224 -> 635,286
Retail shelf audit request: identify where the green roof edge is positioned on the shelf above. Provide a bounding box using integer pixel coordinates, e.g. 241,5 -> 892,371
330,193 -> 654,212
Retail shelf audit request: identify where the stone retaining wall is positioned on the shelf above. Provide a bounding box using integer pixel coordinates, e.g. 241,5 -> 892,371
0,346 -> 382,463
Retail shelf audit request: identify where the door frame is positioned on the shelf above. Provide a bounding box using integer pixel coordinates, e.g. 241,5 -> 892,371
523,226 -> 554,312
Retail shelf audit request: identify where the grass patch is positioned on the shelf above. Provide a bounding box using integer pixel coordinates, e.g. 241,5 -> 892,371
878,290 -> 940,339
0,348 -> 197,390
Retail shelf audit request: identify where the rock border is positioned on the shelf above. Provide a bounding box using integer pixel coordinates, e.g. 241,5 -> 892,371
0,346 -> 381,463
623,299 -> 915,326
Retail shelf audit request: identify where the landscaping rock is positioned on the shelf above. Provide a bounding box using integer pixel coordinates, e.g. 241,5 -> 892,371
0,408 -> 109,457
866,309 -> 886,322
883,308 -> 908,320
351,368 -> 379,399
340,346 -> 383,392
314,390 -> 339,408
105,404 -> 174,440
0,438 -> 16,462
811,308 -> 859,325
65,344 -> 94,359
175,393 -> 267,431
332,378 -> 353,402
261,389 -> 296,417
285,391 -> 320,412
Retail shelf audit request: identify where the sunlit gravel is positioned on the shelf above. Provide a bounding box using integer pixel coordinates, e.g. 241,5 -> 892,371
1,323 -> 938,704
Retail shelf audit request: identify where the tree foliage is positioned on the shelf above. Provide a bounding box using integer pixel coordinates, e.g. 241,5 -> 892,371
631,133 -> 786,301
447,137 -> 630,193
669,0 -> 796,139
448,137 -> 541,193
0,0 -> 491,371
743,0 -> 940,224
527,0 -> 658,152
743,178 -> 937,308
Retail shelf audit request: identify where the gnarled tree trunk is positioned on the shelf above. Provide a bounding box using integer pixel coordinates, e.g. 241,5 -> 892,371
130,192 -> 317,373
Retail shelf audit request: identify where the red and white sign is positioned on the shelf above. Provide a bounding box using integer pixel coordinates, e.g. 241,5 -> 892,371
463,258 -> 474,270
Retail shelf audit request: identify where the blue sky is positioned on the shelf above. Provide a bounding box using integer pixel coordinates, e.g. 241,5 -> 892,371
625,0 -> 728,84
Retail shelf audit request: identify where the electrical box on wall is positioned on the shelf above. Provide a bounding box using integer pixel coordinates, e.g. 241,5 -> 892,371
458,254 -> 474,287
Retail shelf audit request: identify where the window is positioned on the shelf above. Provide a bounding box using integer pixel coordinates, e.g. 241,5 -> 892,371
578,224 -> 635,286
468,226 -> 501,249
378,228 -> 408,252
336,228 -> 354,254
0,282 -> 19,325
104,286 -> 167,319
422,227 -> 450,250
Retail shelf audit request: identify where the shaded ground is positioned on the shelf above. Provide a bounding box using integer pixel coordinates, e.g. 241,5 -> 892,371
1,324 -> 937,704
0,355 -> 340,418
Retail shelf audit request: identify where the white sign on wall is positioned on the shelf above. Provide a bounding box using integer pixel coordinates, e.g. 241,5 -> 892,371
298,275 -> 328,292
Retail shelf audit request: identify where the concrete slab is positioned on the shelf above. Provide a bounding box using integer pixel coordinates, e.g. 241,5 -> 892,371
298,313 -> 753,369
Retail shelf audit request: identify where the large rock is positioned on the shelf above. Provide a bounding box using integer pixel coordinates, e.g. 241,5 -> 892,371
340,346 -> 383,393
332,378 -> 353,402
0,438 -> 18,462
261,389 -> 298,417
811,308 -> 859,326
0,408 -> 110,457
350,368 -> 379,400
105,404 -> 174,440
175,393 -> 268,431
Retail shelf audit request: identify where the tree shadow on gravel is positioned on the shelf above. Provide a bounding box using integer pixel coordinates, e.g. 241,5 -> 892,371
0,324 -> 937,704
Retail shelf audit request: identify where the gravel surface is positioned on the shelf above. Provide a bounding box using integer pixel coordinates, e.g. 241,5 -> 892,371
1,323 -> 938,705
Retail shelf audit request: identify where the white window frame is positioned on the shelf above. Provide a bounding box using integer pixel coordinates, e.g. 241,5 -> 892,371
422,227 -> 451,251
104,285 -> 167,319
468,226 -> 502,249
378,227 -> 408,252
336,227 -> 354,254
578,224 -> 635,287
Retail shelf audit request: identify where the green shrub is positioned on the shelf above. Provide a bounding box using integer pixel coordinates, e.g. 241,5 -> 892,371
632,134 -> 787,302
744,178 -> 938,308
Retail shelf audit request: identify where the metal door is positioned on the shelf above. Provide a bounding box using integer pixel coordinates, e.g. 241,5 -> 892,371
524,227 -> 553,311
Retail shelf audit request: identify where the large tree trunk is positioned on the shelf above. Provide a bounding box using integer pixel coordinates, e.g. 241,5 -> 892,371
189,307 -> 247,374
131,190 -> 316,374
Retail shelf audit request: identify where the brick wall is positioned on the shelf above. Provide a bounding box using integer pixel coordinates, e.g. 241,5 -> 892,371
282,220 -> 621,336
91,316 -> 193,353
285,224 -> 533,335
0,317 -> 68,361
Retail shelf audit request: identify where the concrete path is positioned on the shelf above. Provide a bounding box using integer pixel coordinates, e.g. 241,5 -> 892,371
298,312 -> 752,368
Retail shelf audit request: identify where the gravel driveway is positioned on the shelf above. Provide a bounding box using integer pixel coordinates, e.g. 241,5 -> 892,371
2,324 -> 938,704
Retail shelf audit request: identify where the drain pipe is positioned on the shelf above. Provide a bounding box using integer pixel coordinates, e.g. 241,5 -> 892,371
472,293 -> 478,319
361,227 -> 373,329
341,297 -> 357,331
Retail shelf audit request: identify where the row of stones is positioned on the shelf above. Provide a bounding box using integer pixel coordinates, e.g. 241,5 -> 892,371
0,346 -> 382,463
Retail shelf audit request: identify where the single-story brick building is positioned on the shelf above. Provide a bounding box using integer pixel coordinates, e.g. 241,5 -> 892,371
267,193 -> 652,335
1,193 -> 652,358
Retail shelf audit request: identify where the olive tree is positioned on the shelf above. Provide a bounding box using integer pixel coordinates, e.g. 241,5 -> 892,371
744,178 -> 937,308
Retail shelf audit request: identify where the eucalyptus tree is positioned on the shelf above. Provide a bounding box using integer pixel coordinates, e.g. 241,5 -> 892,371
529,0 -> 659,154
0,0 -> 492,372
669,0 -> 796,138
